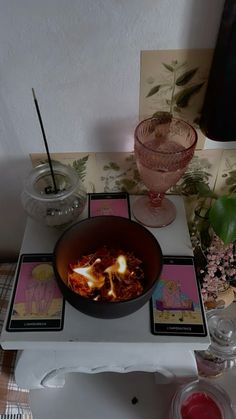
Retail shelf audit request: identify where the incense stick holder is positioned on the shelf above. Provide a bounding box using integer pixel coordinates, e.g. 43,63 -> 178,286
21,161 -> 87,228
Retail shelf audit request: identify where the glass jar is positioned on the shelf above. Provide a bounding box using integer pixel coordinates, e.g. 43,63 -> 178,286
170,380 -> 235,419
21,161 -> 87,228
195,312 -> 236,378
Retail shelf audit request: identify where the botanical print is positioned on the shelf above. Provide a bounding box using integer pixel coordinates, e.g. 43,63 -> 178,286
139,49 -> 214,149
30,152 -> 97,193
214,149 -> 236,195
30,149 -> 224,210
172,149 -> 222,195
171,149 -> 222,223
95,152 -> 146,194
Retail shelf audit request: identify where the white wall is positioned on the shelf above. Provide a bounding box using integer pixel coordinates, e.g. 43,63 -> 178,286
0,0 -> 224,258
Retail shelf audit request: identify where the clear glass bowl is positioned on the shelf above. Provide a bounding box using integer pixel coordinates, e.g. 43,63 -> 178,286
21,161 -> 87,228
170,380 -> 235,419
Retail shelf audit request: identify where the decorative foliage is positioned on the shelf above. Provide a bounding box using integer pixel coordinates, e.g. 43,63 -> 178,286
171,155 -> 213,196
209,195 -> 236,244
72,155 -> 89,181
146,85 -> 162,98
101,154 -> 145,194
171,152 -> 236,308
173,83 -> 204,108
146,60 -> 205,116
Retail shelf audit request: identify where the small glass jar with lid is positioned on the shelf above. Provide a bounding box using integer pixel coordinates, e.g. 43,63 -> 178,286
21,161 -> 87,228
195,311 -> 236,378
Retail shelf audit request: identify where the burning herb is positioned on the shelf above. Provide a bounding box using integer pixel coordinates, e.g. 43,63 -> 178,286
68,246 -> 144,301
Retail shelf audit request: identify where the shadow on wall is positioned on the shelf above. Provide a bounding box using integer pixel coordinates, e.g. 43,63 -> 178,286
91,116 -> 139,153
0,87 -> 33,259
0,156 -> 30,260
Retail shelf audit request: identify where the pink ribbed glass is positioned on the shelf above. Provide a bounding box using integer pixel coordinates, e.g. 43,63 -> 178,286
133,116 -> 197,227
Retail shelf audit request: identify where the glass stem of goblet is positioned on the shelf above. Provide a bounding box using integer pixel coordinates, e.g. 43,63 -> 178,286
148,191 -> 165,208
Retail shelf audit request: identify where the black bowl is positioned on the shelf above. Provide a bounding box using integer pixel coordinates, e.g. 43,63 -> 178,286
53,216 -> 163,318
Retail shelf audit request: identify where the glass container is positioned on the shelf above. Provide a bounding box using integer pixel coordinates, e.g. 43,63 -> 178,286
195,311 -> 236,378
170,380 -> 235,419
133,116 -> 197,227
21,161 -> 87,228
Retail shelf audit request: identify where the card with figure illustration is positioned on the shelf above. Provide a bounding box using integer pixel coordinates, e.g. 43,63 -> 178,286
89,192 -> 131,218
7,254 -> 65,331
151,256 -> 207,336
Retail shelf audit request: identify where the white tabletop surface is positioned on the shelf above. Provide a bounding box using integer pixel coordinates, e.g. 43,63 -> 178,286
30,372 -> 179,419
29,368 -> 236,419
0,195 -> 210,350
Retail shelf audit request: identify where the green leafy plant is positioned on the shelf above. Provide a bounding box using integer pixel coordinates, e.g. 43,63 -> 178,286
209,195 -> 236,244
190,191 -> 236,245
170,155 -> 236,244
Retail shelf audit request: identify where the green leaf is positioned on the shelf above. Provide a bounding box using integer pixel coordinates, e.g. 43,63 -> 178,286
175,68 -> 198,86
174,83 -> 204,108
146,84 -> 162,98
209,195 -> 236,244
72,156 -> 89,181
162,63 -> 174,72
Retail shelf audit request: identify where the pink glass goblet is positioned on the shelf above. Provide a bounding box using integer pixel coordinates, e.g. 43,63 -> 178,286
133,116 -> 197,227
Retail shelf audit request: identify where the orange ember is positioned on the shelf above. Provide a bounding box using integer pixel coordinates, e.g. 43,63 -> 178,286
68,246 -> 144,301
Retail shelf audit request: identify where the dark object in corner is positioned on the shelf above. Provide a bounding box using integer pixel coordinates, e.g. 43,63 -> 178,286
200,0 -> 236,141
131,397 -> 139,405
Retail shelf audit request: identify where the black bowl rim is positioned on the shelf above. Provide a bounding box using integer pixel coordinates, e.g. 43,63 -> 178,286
53,215 -> 163,305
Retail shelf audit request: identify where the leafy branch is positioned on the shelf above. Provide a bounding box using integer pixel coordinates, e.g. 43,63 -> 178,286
146,60 -> 204,116
72,156 -> 89,181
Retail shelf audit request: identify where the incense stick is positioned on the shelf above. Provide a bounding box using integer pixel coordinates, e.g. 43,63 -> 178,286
32,88 -> 58,193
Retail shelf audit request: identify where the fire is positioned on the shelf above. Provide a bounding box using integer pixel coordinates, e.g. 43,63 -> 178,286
73,255 -> 128,299
68,247 -> 144,301
73,258 -> 105,289
104,255 -> 128,299
117,255 -> 127,274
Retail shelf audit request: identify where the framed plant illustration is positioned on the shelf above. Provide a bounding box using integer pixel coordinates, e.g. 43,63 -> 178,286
139,49 -> 214,149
